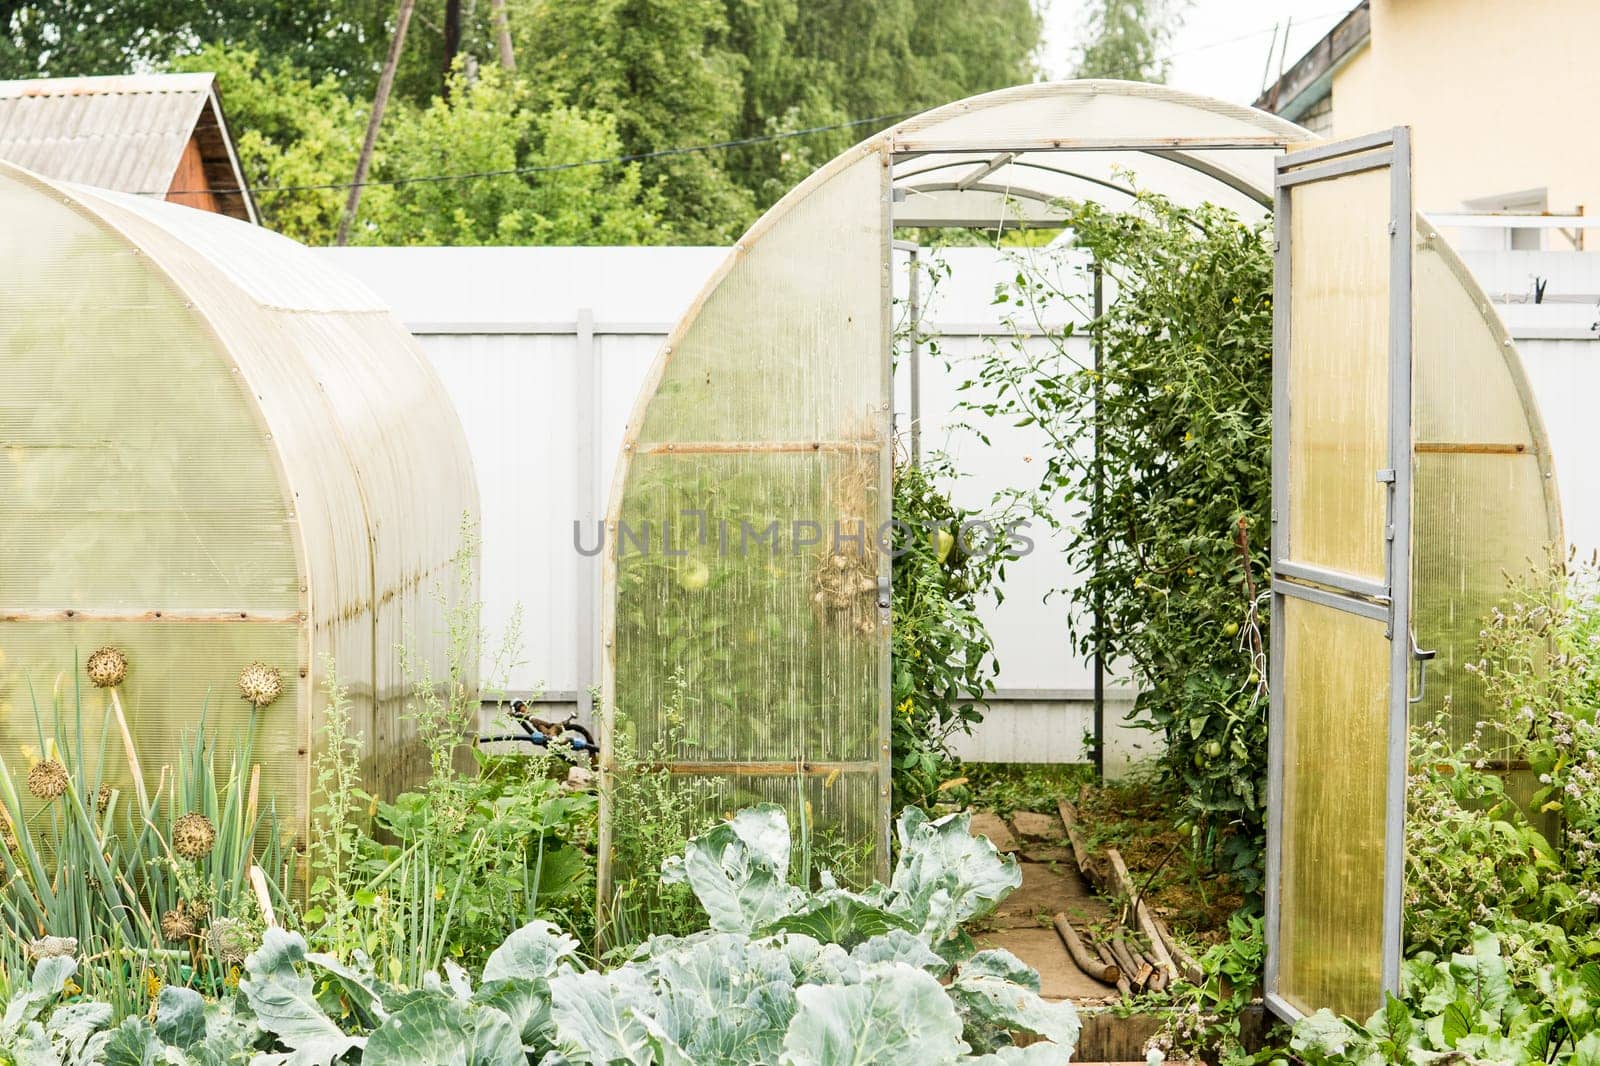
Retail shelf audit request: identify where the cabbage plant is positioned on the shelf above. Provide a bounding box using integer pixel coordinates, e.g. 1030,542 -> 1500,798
0,806 -> 1078,1064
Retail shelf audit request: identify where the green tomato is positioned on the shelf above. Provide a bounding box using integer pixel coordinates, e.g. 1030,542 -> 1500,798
1204,740 -> 1223,758
932,527 -> 956,565
678,559 -> 710,591
1223,621 -> 1240,637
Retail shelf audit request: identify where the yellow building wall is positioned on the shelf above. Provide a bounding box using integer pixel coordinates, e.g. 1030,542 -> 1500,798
1330,0 -> 1600,225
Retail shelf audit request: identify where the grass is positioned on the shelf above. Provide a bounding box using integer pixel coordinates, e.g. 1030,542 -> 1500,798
948,762 -> 1091,819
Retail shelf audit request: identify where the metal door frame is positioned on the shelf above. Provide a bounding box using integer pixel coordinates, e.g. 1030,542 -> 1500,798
1265,127 -> 1413,1022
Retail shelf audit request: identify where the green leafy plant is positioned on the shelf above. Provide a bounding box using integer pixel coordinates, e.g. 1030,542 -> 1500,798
890,459 -> 1013,811
313,515 -> 594,979
601,680 -> 714,949
342,755 -> 596,985
1291,928 -> 1600,1066
0,655 -> 291,1014
961,191 -> 1273,893
1,806 -> 1079,1065
1159,912 -> 1268,1064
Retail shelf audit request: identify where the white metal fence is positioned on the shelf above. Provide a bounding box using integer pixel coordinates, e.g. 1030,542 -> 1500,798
316,244 -> 1599,766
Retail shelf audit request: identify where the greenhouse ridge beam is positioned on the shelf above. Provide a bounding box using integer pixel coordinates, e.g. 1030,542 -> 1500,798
888,135 -> 1294,154
1146,149 -> 1272,207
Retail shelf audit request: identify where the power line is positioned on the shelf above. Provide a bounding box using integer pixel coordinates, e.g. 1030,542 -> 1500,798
159,110 -> 916,199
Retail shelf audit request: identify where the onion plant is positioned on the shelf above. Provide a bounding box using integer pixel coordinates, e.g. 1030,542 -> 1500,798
0,651 -> 293,1012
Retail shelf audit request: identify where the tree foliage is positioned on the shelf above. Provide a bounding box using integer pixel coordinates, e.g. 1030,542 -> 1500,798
2,1 -> 1043,244
1072,0 -> 1185,83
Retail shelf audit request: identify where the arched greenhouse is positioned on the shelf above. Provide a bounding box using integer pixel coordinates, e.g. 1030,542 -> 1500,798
599,80 -> 1561,1021
0,160 -> 479,852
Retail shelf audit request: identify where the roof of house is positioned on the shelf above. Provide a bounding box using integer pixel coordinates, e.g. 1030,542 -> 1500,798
1255,1 -> 1371,123
0,72 -> 256,222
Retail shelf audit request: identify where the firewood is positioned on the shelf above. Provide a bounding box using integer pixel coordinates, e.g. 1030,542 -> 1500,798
1092,939 -> 1133,998
1053,913 -> 1119,984
1108,934 -> 1152,989
1105,847 -> 1180,984
1056,798 -> 1112,893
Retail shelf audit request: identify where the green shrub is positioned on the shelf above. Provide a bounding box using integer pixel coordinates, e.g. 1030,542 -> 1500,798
890,459 -> 1013,812
964,191 -> 1273,892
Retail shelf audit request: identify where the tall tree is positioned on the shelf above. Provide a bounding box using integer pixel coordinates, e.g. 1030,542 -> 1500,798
0,1 -> 394,90
1072,0 -> 1184,83
370,68 -> 665,245
514,0 -> 752,243
6,0 -> 1045,242
721,0 -> 1042,217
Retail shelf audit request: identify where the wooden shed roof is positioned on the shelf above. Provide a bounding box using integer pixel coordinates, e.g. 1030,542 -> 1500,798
0,72 -> 256,222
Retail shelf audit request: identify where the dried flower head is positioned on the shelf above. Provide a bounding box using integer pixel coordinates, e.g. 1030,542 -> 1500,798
172,812 -> 217,861
0,808 -> 17,853
207,918 -> 255,966
27,935 -> 77,960
27,759 -> 69,801
238,662 -> 283,709
160,905 -> 198,942
95,783 -> 112,815
85,646 -> 128,688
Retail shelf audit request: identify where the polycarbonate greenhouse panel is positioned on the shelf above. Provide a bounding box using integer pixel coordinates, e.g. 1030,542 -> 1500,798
0,160 -> 478,861
615,451 -> 881,764
1276,597 -> 1391,1019
1284,169 -> 1393,585
0,177 -> 298,612
604,146 -> 891,903
0,621 -> 302,832
1408,234 -> 1562,747
1269,130 -> 1413,1023
633,154 -> 886,446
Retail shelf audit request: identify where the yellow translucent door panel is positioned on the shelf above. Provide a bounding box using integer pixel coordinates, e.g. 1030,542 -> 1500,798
1271,130 -> 1410,1024
1276,598 -> 1391,1019
1285,169 -> 1392,585
603,146 -> 891,913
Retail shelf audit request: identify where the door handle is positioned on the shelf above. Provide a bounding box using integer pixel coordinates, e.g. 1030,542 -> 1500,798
1408,630 -> 1437,705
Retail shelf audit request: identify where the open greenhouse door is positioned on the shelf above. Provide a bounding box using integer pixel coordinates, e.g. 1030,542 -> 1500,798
1266,128 -> 1414,1022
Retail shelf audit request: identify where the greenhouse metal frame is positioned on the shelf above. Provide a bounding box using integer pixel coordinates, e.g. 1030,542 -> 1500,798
598,79 -> 1562,1020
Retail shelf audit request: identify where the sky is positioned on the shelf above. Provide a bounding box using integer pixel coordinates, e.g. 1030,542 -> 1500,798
1038,0 -> 1360,105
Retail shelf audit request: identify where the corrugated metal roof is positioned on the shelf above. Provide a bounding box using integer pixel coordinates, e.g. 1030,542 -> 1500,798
0,73 -> 213,197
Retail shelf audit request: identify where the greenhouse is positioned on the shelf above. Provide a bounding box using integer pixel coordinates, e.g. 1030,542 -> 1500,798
0,160 -> 479,848
0,44 -> 1588,1059
600,81 -> 1561,1021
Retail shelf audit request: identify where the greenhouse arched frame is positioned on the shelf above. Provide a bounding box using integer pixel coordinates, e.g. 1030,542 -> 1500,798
598,80 -> 1561,1021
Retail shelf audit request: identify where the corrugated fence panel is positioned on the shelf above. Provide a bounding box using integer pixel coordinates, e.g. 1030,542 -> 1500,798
319,244 -> 1598,766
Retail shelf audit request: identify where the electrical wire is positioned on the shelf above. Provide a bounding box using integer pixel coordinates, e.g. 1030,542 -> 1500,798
158,109 -> 917,199
162,14 -> 1357,203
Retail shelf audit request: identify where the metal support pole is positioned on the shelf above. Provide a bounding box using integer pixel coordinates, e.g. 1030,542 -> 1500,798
575,308 -> 597,718
908,244 -> 923,467
1091,259 -> 1106,779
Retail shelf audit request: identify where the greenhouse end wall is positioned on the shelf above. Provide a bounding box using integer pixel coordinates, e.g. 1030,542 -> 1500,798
602,145 -> 893,905
0,162 -> 478,854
